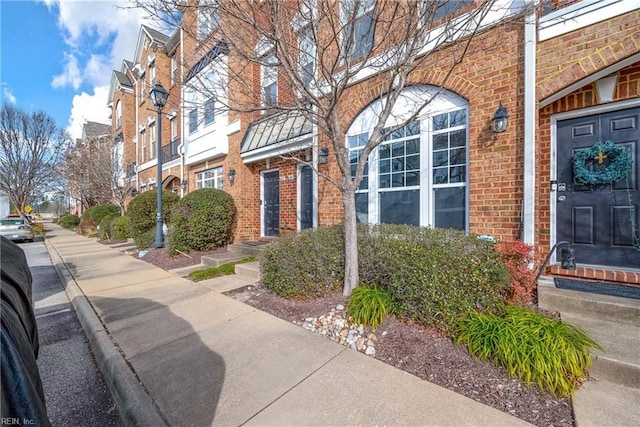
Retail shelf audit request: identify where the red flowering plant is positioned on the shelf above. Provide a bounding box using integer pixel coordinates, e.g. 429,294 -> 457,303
493,240 -> 539,304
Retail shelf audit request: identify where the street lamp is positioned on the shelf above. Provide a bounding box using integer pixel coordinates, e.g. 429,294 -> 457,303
150,82 -> 169,248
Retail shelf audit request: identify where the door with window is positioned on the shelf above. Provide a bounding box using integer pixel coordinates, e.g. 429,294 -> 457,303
263,170 -> 280,237
556,107 -> 640,268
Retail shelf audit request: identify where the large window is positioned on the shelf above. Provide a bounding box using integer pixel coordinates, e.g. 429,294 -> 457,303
150,124 -> 156,159
196,167 -> 223,190
198,2 -> 220,40
298,28 -> 315,88
262,52 -> 278,107
140,130 -> 147,163
189,108 -> 198,134
347,87 -> 468,230
342,0 -> 375,61
204,97 -> 215,125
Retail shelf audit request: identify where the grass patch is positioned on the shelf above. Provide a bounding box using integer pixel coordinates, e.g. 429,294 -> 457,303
188,257 -> 256,282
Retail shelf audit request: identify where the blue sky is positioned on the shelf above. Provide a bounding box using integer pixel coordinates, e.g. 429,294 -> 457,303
1,0 -> 150,140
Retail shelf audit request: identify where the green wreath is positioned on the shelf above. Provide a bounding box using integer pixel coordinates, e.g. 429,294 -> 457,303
572,140 -> 632,185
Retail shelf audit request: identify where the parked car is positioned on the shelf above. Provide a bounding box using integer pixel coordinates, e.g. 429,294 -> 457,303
0,217 -> 34,242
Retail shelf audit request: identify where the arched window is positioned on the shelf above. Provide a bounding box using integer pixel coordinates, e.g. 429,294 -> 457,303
347,85 -> 468,230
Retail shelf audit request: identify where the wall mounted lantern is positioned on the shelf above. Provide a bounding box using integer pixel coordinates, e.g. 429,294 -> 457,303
227,168 -> 236,185
149,82 -> 169,248
492,102 -> 509,133
180,180 -> 188,190
319,147 -> 329,164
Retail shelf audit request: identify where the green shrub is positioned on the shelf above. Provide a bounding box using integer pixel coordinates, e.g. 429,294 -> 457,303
347,284 -> 397,329
58,213 -> 80,229
111,216 -> 130,240
261,225 -> 345,298
98,214 -> 120,240
126,190 -> 179,241
134,228 -> 156,249
169,188 -> 236,254
83,204 -> 120,224
358,225 -> 510,331
455,305 -> 601,397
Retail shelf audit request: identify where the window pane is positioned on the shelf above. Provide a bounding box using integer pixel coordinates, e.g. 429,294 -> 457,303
450,165 -> 466,183
450,129 -> 466,147
434,187 -> 465,230
406,170 -> 420,186
433,133 -> 448,150
391,142 -> 404,158
379,174 -> 390,188
450,109 -> 466,127
450,148 -> 465,165
406,121 -> 420,136
379,158 -> 390,174
380,190 -> 419,226
433,150 -> 448,167
356,192 -> 369,224
406,139 -> 419,155
391,172 -> 405,187
405,154 -> 420,170
433,167 -> 448,184
379,144 -> 390,159
433,112 -> 448,130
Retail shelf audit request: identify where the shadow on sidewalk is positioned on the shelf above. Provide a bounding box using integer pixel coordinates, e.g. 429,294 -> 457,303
87,296 -> 227,426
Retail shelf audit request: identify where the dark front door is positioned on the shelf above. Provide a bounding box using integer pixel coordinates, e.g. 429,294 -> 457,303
557,107 -> 640,268
263,170 -> 280,237
300,165 -> 313,229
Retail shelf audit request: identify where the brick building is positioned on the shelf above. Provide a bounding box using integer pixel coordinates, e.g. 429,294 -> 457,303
111,0 -> 640,286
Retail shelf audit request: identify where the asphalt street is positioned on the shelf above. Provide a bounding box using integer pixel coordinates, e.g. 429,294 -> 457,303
21,238 -> 121,426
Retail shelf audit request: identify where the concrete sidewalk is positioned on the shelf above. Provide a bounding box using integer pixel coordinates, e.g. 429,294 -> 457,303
43,224 -> 531,426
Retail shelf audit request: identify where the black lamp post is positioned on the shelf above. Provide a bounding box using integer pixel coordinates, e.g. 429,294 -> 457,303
149,82 -> 169,248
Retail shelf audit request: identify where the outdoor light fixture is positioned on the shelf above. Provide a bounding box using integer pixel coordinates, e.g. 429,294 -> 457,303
181,180 -> 187,190
492,102 -> 509,133
227,168 -> 236,184
319,147 -> 329,164
535,240 -> 576,282
150,82 -> 169,248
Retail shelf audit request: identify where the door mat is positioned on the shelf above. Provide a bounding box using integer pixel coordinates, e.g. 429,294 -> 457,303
554,278 -> 640,300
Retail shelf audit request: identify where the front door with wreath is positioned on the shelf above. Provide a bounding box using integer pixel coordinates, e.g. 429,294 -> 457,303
556,106 -> 640,269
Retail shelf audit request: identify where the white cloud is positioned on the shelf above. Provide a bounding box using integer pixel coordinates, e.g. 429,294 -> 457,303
41,0 -> 152,138
2,83 -> 17,104
67,86 -> 111,140
52,53 -> 82,90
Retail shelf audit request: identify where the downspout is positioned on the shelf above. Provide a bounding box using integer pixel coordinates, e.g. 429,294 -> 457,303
522,4 -> 537,246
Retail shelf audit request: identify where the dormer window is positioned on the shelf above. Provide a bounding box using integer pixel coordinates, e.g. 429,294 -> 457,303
198,1 -> 220,40
342,0 -> 375,61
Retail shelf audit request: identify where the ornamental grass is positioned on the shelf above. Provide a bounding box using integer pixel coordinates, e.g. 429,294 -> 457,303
346,284 -> 397,329
455,305 -> 602,398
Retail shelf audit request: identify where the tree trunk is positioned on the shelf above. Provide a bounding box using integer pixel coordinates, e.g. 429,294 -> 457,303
342,189 -> 359,296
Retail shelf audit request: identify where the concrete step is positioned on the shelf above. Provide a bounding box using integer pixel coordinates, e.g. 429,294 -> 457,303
572,379 -> 640,427
538,278 -> 640,326
227,242 -> 269,258
201,252 -> 254,267
197,274 -> 258,293
561,313 -> 640,388
538,277 -> 640,389
235,261 -> 261,281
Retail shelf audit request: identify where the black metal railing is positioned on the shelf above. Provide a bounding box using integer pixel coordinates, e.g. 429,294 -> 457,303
163,138 -> 181,162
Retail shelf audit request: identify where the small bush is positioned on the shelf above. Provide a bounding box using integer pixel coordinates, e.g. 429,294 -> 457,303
126,190 -> 179,241
111,216 -> 130,240
358,225 -> 510,331
134,228 -> 156,249
169,188 -> 236,254
83,204 -> 120,224
494,240 -> 538,304
58,213 -> 80,229
98,214 -> 120,240
455,305 -> 601,397
347,284 -> 397,329
261,225 -> 345,298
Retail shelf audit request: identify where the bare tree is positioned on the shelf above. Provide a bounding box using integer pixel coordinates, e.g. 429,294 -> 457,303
62,131 -> 135,215
134,0 -> 524,295
0,104 -> 70,214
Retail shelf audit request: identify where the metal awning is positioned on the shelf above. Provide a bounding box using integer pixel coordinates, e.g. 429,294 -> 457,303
240,110 -> 313,156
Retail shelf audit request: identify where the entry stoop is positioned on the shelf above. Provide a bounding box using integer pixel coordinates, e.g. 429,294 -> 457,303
538,277 -> 640,427
538,277 -> 640,388
200,242 -> 269,267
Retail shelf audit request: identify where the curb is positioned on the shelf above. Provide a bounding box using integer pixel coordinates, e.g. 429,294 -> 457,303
44,237 -> 168,426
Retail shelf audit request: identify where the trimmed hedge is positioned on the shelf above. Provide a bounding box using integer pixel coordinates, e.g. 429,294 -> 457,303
261,224 -> 510,330
126,189 -> 179,247
82,204 -> 120,224
110,216 -> 130,240
168,188 -> 236,254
